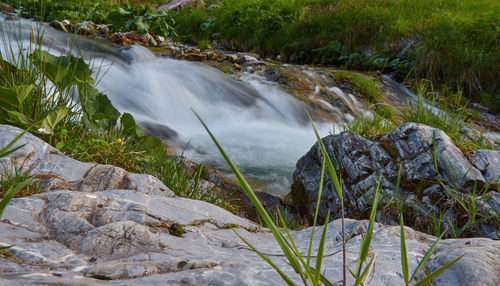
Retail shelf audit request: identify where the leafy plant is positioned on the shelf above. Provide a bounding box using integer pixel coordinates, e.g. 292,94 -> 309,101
0,129 -> 31,260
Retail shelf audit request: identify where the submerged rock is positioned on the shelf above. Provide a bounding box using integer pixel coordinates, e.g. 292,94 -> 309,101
0,124 -> 499,285
292,123 -> 499,239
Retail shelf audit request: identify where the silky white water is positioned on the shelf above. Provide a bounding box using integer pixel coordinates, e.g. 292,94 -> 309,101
0,16 -> 333,196
98,46 -> 330,195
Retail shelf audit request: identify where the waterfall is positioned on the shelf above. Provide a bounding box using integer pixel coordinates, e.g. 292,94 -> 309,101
98,46 -> 329,196
0,16 -> 331,196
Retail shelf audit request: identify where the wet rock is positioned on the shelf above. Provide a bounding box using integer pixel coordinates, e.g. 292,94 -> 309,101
74,21 -> 97,36
1,124 -> 500,285
109,32 -> 156,47
145,33 -> 157,47
154,35 -> 165,44
109,32 -> 131,46
0,2 -> 15,14
292,123 -> 498,238
470,150 -> 500,189
96,24 -> 110,37
184,52 -> 207,61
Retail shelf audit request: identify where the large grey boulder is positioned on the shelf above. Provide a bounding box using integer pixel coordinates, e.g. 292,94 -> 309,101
1,124 -> 499,285
0,125 -> 174,197
292,123 -> 499,239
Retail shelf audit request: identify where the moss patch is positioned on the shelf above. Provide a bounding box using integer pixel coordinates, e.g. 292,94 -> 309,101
379,139 -> 398,159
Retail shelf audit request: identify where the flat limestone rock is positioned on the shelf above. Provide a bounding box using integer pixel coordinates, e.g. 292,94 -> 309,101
1,124 -> 499,285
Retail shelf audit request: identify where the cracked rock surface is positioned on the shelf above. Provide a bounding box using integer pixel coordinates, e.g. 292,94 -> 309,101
1,124 -> 499,285
292,123 -> 500,239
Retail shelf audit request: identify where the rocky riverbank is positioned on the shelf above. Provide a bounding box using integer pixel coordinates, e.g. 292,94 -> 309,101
292,123 -> 499,239
1,124 -> 499,285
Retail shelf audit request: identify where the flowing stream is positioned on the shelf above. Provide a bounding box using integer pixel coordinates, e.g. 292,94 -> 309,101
99,46 -> 330,196
0,16 -> 336,196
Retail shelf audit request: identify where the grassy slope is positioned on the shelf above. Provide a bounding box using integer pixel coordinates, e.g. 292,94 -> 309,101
173,0 -> 499,98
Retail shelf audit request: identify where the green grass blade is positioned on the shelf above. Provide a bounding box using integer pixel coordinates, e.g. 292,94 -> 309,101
409,230 -> 446,283
0,128 -> 29,158
233,229 -> 297,286
307,158 -> 326,267
414,256 -> 463,286
400,214 -> 409,284
307,112 -> 343,200
276,208 -> 313,281
0,179 -> 31,219
314,211 -> 330,284
194,111 -> 302,274
354,254 -> 376,286
356,176 -> 382,275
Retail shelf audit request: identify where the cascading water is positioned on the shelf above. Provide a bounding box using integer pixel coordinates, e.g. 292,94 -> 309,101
0,16 -> 331,196
98,46 -> 329,195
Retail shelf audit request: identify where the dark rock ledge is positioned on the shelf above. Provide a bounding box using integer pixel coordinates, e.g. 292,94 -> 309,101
292,122 -> 499,239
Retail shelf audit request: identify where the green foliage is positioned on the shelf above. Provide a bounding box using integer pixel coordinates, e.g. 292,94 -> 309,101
8,0 -> 499,95
170,8 -> 210,43
0,129 -> 31,219
334,70 -> 382,102
345,84 -> 499,151
170,0 -> 499,97
6,0 -> 176,38
77,83 -> 120,130
31,50 -> 94,90
442,181 -> 499,238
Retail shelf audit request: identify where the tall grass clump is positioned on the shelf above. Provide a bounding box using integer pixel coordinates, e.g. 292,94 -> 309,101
197,111 -> 462,285
0,129 -> 32,257
345,80 -> 499,152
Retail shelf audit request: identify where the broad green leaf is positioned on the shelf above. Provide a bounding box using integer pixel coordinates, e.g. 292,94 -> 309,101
400,215 -> 409,283
39,106 -> 69,134
31,51 -> 94,90
414,256 -> 462,286
138,136 -> 163,151
0,84 -> 35,109
78,83 -> 120,130
6,110 -> 31,125
120,113 -> 142,138
134,16 -> 150,34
